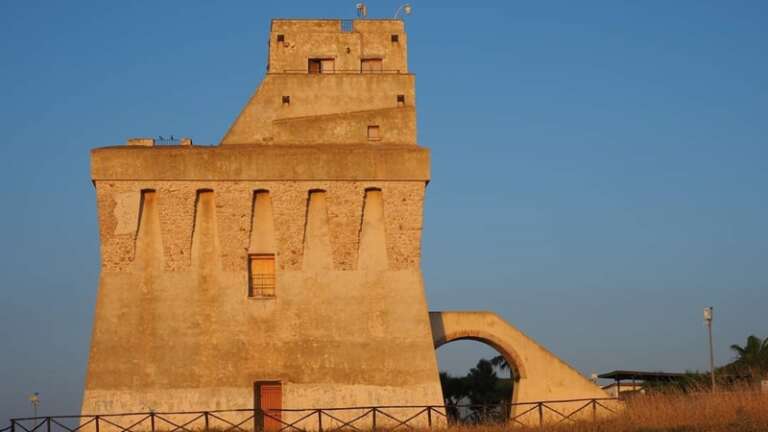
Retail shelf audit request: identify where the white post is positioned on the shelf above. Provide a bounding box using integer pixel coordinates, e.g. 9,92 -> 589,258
704,307 -> 715,391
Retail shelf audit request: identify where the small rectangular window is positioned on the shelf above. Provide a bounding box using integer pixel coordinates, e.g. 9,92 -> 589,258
308,58 -> 334,74
282,95 -> 290,105
249,254 -> 276,297
308,59 -> 322,74
397,94 -> 405,106
391,34 -> 399,43
367,125 -> 381,141
361,58 -> 383,73
276,34 -> 285,43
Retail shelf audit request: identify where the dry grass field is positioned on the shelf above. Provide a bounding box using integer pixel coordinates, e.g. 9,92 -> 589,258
451,389 -> 768,432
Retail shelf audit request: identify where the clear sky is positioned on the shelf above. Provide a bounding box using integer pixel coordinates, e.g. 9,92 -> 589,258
1,0 -> 767,421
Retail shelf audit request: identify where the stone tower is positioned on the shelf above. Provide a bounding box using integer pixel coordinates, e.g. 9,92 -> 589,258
83,19 -> 444,415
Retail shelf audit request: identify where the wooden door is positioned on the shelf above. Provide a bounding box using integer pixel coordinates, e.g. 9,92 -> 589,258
255,381 -> 282,431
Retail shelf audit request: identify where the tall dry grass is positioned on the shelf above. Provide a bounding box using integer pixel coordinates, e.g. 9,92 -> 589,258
446,388 -> 768,432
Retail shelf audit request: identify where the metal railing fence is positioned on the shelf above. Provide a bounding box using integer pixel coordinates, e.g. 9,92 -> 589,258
5,398 -> 618,432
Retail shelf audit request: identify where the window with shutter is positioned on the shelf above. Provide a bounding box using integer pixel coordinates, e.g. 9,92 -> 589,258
361,58 -> 383,73
249,254 -> 276,297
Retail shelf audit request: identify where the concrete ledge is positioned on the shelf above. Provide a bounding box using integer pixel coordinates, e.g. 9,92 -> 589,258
91,144 -> 430,181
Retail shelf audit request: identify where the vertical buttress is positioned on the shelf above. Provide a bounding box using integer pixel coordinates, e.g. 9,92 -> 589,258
303,190 -> 333,270
358,188 -> 389,270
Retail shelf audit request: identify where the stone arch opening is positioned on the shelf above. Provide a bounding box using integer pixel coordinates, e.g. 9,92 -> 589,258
434,332 -> 524,408
430,311 -> 610,419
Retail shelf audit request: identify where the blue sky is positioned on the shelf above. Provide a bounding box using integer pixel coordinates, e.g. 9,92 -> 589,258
1,0 -> 767,421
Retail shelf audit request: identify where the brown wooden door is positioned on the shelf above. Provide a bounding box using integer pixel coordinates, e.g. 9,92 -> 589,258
255,381 -> 282,431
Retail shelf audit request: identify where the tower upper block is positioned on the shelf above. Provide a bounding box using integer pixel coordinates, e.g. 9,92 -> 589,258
222,19 -> 415,145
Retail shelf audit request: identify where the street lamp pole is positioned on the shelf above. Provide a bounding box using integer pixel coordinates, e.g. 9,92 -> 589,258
29,392 -> 40,418
704,307 -> 715,391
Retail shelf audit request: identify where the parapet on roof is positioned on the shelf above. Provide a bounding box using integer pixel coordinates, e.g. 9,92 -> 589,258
267,19 -> 408,74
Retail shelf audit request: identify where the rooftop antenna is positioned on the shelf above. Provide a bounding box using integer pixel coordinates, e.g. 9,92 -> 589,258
356,3 -> 367,18
394,3 -> 412,19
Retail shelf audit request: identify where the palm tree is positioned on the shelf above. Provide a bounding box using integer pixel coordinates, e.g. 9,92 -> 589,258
490,355 -> 516,419
491,354 -> 519,380
490,355 -> 509,373
729,335 -> 768,380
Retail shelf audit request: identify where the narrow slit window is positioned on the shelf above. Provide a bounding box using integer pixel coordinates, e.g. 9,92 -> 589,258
367,125 -> 381,141
276,34 -> 285,43
282,95 -> 290,105
249,254 -> 276,297
397,94 -> 405,106
391,34 -> 399,43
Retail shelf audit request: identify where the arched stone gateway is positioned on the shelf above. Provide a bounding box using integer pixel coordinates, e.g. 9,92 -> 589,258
430,311 -> 609,409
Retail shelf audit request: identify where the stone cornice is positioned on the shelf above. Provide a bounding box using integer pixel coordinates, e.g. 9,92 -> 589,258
91,144 -> 430,181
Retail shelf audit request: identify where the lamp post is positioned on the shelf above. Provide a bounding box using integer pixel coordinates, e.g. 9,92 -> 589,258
29,392 -> 40,418
704,307 -> 715,391
394,4 -> 412,19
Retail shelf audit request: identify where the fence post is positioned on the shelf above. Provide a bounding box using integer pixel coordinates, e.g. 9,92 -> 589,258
427,407 -> 432,428
592,400 -> 597,422
46,418 -> 51,432
538,403 -> 543,427
150,413 -> 155,432
255,408 -> 263,432
317,410 -> 323,432
203,412 -> 209,432
95,417 -> 100,432
372,408 -> 376,431
10,420 -> 15,432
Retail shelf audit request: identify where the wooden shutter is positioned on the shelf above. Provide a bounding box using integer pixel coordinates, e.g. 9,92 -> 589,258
249,254 -> 276,297
320,58 -> 335,73
367,125 -> 381,141
308,59 -> 322,74
361,58 -> 383,73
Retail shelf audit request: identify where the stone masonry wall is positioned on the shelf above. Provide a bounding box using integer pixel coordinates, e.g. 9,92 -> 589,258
96,181 -> 425,274
85,178 -> 443,415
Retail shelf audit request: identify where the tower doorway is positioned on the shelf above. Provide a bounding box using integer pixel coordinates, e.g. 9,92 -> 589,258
254,381 -> 282,431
